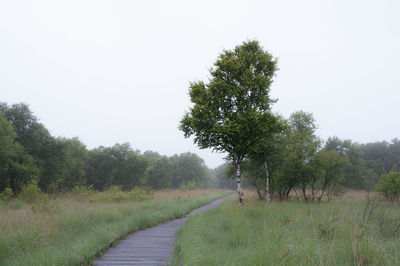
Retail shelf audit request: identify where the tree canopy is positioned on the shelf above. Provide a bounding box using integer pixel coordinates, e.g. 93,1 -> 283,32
180,40 -> 279,205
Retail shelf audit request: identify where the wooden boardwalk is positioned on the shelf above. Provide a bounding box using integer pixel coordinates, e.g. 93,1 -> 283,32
93,197 -> 227,266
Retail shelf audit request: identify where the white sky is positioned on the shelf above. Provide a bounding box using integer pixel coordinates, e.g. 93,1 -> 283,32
1,0 -> 399,168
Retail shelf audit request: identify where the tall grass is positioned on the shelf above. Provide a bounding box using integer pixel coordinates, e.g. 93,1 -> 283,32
0,189 -> 230,265
173,191 -> 400,265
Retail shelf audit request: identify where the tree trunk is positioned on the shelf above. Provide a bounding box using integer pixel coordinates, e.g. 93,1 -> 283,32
252,177 -> 264,200
264,160 -> 271,203
311,178 -> 315,203
236,162 -> 244,206
317,172 -> 329,203
285,187 -> 291,200
293,187 -> 300,201
301,183 -> 308,201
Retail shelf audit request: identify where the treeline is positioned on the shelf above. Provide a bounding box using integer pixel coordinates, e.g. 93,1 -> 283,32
226,111 -> 400,201
0,103 -> 218,194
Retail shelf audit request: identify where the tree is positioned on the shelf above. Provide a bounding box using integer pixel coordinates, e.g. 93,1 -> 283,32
313,150 -> 349,202
86,147 -> 115,190
55,137 -> 88,189
248,115 -> 285,202
180,40 -> 278,206
282,111 -> 321,201
0,114 -> 38,192
115,151 -> 148,190
324,137 -> 366,189
146,156 -> 172,189
376,171 -> 400,204
170,152 -> 207,188
0,102 -> 58,191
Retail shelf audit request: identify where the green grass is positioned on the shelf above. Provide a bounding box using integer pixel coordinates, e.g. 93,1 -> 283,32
173,193 -> 400,265
0,190 -> 230,265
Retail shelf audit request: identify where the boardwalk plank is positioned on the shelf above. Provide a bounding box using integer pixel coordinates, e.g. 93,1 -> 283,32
92,197 -> 226,266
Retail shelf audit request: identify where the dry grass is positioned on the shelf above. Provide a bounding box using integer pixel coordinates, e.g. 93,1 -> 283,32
152,189 -> 229,200
0,189 -> 230,233
237,189 -> 378,203
174,190 -> 400,266
0,189 -> 230,265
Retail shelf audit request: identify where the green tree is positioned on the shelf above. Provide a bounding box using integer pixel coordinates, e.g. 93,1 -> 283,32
248,115 -> 285,202
86,147 -> 115,190
115,151 -> 148,190
313,150 -> 350,202
180,40 -> 278,206
146,156 -> 172,189
376,171 -> 400,203
171,152 -> 207,188
0,103 -> 58,191
324,137 -> 366,189
0,114 -> 38,192
283,111 -> 321,201
55,137 -> 88,189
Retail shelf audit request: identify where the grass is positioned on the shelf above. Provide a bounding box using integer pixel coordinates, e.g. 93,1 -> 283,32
173,191 -> 400,266
0,189 -> 230,265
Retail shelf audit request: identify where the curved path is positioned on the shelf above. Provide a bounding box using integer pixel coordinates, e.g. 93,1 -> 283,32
92,196 -> 227,266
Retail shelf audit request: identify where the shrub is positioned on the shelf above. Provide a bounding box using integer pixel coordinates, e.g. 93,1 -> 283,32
179,180 -> 197,191
18,180 -> 41,203
88,186 -> 150,203
72,185 -> 94,196
47,183 -> 58,194
31,194 -> 53,213
0,187 -> 13,202
376,171 -> 400,203
127,188 -> 150,201
17,180 -> 57,212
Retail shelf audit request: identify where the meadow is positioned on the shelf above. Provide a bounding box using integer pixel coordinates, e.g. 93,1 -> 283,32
173,191 -> 400,266
0,188 -> 230,265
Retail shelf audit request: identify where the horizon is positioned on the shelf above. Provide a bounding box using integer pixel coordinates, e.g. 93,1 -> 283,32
1,0 -> 399,168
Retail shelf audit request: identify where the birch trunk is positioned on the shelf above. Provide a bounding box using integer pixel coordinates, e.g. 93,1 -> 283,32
236,162 -> 244,207
264,160 -> 271,203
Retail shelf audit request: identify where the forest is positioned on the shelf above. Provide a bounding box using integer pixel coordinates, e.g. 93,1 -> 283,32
1,100 -> 399,201
0,102 -> 234,196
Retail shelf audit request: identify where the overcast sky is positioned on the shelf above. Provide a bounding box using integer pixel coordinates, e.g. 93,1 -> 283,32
1,0 -> 399,168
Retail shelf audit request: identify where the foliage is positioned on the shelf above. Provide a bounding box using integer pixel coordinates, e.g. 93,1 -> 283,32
180,40 -> 277,159
55,137 -> 88,189
179,180 -> 197,191
313,150 -> 350,202
88,186 -> 150,202
170,152 -> 207,188
146,156 -> 173,189
0,113 -> 39,193
375,171 -> 400,203
72,184 -> 95,198
0,188 -> 13,202
180,40 -> 278,205
18,180 -> 41,203
0,103 -> 56,191
16,180 -> 54,212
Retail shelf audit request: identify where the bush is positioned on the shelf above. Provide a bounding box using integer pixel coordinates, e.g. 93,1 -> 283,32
88,186 -> 150,203
31,194 -> 53,213
18,180 -> 41,203
179,180 -> 197,191
0,187 -> 13,202
17,180 -> 56,212
127,187 -> 150,201
376,171 -> 400,203
72,185 -> 94,199
47,183 -> 58,194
